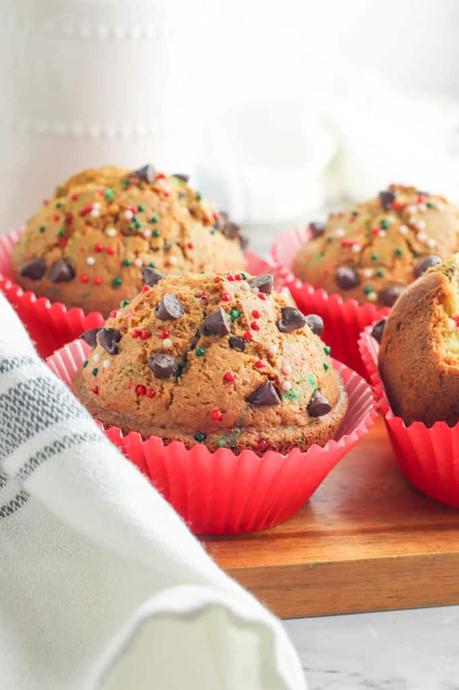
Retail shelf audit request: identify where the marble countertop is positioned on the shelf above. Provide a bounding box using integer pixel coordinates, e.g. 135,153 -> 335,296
285,606 -> 459,689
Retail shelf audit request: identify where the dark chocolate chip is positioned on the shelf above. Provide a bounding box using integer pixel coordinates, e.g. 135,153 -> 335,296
80,328 -> 101,348
48,259 -> 75,283
20,258 -> 46,281
371,318 -> 386,343
142,267 -> 166,286
379,284 -> 404,307
414,255 -> 442,278
246,380 -> 281,406
250,273 -> 273,295
132,164 -> 156,183
239,234 -> 249,250
379,190 -> 396,211
222,221 -> 241,241
97,327 -> 121,355
148,352 -> 178,379
305,314 -> 324,337
335,266 -> 360,290
277,306 -> 306,333
155,294 -> 185,320
309,221 -> 326,238
173,173 -> 189,182
201,307 -> 231,336
308,390 -> 332,417
229,336 -> 246,351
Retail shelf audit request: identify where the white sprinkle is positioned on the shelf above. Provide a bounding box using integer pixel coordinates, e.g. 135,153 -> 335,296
399,225 -> 409,235
162,338 -> 173,349
378,230 -> 386,238
334,228 -> 345,238
143,228 -> 152,239
268,344 -> 278,355
86,256 -> 96,266
367,291 -> 378,303
106,227 -> 117,237
449,318 -> 456,329
282,363 -> 292,375
362,268 -> 373,278
426,238 -> 437,248
167,256 -> 178,266
124,210 -> 134,220
282,380 -> 292,391
416,219 -> 426,230
90,207 -> 100,218
93,353 -> 100,363
407,205 -> 417,215
417,232 -> 427,242
352,243 -> 361,253
103,359 -> 111,369
134,258 -> 143,267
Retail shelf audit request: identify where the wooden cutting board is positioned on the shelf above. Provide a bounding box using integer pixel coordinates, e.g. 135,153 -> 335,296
203,418 -> 459,619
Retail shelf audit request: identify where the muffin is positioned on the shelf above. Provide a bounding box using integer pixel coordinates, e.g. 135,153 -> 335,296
12,165 -> 247,316
74,271 -> 348,453
293,185 -> 459,308
378,254 -> 459,426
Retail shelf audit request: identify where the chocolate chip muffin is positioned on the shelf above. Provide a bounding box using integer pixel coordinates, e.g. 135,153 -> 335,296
73,271 -> 348,453
293,185 -> 459,308
378,254 -> 459,426
12,165 -> 247,316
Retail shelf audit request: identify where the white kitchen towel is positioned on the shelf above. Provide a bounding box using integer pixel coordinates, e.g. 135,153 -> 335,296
0,293 -> 305,690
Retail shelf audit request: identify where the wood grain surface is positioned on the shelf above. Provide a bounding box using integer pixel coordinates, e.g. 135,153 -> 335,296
203,418 -> 459,619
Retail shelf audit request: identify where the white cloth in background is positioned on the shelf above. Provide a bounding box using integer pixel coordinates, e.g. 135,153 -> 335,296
0,294 -> 305,690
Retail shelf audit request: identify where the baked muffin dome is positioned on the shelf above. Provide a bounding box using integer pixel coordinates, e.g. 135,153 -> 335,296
379,254 -> 459,426
74,271 -> 348,453
293,185 -> 459,308
12,165 -> 247,316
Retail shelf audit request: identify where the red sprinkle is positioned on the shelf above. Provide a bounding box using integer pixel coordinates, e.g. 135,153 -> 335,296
227,274 -> 235,281
341,239 -> 354,248
70,193 -> 79,202
258,293 -> 267,301
221,293 -> 230,302
156,172 -> 166,180
80,274 -> 89,284
223,372 -> 235,383
393,201 -> 405,212
186,242 -> 194,249
235,274 -> 243,281
106,246 -> 115,255
140,330 -> 151,340
146,388 -> 156,398
161,329 -> 170,339
251,321 -> 260,331
65,212 -> 73,225
257,438 -> 270,452
213,276 -> 222,284
211,409 -> 223,421
94,242 -> 104,253
254,360 -> 265,369
454,316 -> 459,327
251,310 -> 261,318
91,385 -> 99,395
142,285 -> 151,293
52,214 -> 61,222
93,276 -> 102,286
79,203 -> 93,217
243,331 -> 253,341
131,329 -> 141,339
135,384 -> 147,397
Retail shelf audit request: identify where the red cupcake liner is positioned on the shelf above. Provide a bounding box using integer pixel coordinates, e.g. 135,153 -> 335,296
47,338 -> 377,535
359,325 -> 459,508
271,227 -> 390,377
0,229 -> 270,358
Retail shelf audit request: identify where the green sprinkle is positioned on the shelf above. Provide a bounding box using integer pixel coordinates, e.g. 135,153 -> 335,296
307,373 -> 318,389
240,273 -> 247,280
323,362 -> 329,371
380,218 -> 390,229
196,347 -> 206,357
395,247 -> 403,256
55,202 -> 62,209
363,284 -> 374,295
153,229 -> 161,238
83,359 -> 89,368
57,227 -> 66,237
104,187 -> 115,201
216,438 -> 226,448
371,253 -> 379,261
324,345 -> 332,356
210,229 -> 216,235
38,226 -> 46,234
137,204 -> 145,212
426,201 -> 434,209
148,261 -> 156,268
352,210 -> 359,217
122,178 -> 131,189
112,276 -> 122,288
230,308 -> 241,321
376,269 -> 384,278
91,367 -> 98,377
149,215 -> 159,224
283,389 -> 299,401
194,432 -> 206,443
327,235 -> 333,243
196,192 -> 202,201
120,299 -> 130,308
133,218 -> 142,229
122,258 -> 132,267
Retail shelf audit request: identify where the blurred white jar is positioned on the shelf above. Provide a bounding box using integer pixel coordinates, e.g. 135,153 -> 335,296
0,0 -> 210,230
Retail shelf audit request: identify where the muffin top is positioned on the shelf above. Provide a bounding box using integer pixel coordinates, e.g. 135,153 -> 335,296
379,254 -> 459,426
12,165 -> 247,316
293,184 -> 459,308
74,271 -> 347,453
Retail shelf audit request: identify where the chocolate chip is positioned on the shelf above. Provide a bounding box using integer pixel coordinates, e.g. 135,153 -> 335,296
20,258 -> 46,281
201,307 -> 231,336
414,255 -> 442,278
305,314 -> 324,337
371,318 -> 386,343
148,352 -> 178,379
239,235 -> 249,250
277,306 -> 306,333
308,390 -> 332,417
229,336 -> 246,351
48,259 -> 75,283
309,221 -> 326,238
223,221 -> 241,241
142,267 -> 166,286
379,284 -> 404,307
80,328 -> 101,348
97,328 -> 121,355
155,294 -> 185,320
246,380 -> 281,406
335,266 -> 360,290
173,173 -> 189,182
379,190 -> 395,211
250,273 -> 273,295
132,164 -> 156,183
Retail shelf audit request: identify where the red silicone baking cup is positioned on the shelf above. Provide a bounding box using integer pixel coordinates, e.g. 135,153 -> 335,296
359,325 -> 459,508
47,338 -> 377,535
271,227 -> 390,377
0,228 -> 269,358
